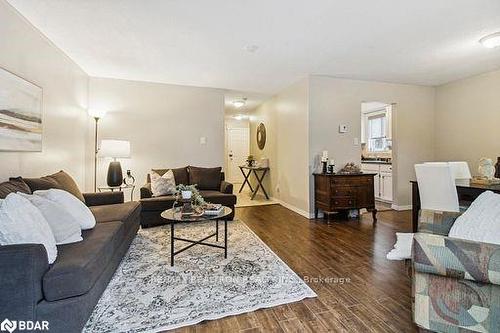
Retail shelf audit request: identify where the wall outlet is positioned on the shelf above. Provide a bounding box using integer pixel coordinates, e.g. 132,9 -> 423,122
199,137 -> 207,145
339,124 -> 348,133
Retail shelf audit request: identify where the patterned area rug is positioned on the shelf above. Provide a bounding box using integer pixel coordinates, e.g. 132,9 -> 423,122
84,220 -> 316,333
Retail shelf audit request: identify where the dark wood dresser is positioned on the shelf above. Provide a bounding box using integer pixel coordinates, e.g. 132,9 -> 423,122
313,173 -> 377,222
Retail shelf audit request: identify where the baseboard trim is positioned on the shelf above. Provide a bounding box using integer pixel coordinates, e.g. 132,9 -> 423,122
391,204 -> 412,211
270,197 -> 313,219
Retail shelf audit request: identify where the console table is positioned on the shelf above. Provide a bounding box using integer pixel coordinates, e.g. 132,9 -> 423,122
313,173 -> 377,222
411,180 -> 500,232
239,166 -> 270,200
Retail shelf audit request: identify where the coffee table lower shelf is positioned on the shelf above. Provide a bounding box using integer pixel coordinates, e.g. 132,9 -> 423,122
169,219 -> 227,266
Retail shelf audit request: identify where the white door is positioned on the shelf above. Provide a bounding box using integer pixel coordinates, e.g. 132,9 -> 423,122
227,128 -> 249,184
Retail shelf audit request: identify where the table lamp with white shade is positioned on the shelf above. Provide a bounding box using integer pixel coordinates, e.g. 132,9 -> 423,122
99,140 -> 130,187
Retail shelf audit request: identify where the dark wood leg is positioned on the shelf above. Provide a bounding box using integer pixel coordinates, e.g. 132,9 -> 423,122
238,168 -> 254,193
315,207 -> 319,219
215,219 -> 219,242
251,169 -> 269,200
412,182 -> 420,233
372,209 -> 378,224
224,220 -> 228,259
170,222 -> 174,266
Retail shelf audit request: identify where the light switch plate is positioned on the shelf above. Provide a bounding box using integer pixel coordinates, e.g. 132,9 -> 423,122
200,137 -> 207,145
339,124 -> 348,133
353,137 -> 359,146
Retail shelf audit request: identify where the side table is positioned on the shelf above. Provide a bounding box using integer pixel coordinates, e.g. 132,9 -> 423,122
238,166 -> 270,200
98,184 -> 135,201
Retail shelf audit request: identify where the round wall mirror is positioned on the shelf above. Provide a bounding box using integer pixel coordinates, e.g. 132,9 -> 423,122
257,123 -> 266,150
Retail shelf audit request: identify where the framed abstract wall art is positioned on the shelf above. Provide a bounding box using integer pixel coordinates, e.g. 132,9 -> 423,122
0,67 -> 43,152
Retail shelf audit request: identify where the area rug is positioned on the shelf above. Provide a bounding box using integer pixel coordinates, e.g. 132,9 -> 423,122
84,220 -> 316,333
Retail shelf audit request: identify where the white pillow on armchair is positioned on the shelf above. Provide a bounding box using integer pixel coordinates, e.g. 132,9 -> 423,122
449,190 -> 500,245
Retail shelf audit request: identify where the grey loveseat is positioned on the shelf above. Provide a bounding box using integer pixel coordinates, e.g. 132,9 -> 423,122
140,166 -> 236,228
0,171 -> 141,332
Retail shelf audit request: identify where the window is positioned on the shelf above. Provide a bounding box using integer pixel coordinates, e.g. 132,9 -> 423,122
368,114 -> 387,152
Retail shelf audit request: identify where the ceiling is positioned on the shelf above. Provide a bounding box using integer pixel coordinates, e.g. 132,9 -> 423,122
224,90 -> 269,116
7,0 -> 500,94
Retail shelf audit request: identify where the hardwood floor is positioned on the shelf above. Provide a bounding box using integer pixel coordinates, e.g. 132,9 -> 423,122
171,205 -> 417,333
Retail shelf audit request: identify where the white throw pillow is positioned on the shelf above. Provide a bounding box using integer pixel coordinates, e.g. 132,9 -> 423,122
449,191 -> 500,245
34,189 -> 96,230
0,193 -> 57,264
151,170 -> 176,197
18,193 -> 83,245
386,233 -> 414,260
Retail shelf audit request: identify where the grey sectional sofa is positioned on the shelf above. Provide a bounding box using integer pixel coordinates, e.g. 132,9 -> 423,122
0,172 -> 141,332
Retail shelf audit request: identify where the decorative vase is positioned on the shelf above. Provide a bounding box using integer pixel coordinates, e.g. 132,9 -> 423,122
123,170 -> 135,186
106,161 -> 123,187
478,158 -> 495,180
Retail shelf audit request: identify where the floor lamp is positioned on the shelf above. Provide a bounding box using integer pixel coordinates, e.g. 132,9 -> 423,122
88,109 -> 107,191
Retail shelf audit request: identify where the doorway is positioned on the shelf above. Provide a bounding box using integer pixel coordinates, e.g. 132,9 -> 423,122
225,126 -> 249,184
360,101 -> 395,210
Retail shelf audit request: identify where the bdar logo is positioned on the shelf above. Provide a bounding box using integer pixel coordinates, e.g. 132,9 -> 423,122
0,319 -> 17,333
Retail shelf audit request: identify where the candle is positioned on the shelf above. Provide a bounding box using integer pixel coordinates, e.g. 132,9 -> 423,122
322,150 -> 328,162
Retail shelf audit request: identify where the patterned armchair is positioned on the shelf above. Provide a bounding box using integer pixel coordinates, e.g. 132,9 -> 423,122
412,209 -> 500,332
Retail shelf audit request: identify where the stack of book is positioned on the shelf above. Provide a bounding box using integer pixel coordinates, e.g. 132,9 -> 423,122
203,203 -> 223,216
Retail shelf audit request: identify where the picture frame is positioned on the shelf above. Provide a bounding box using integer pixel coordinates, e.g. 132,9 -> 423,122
0,67 -> 43,152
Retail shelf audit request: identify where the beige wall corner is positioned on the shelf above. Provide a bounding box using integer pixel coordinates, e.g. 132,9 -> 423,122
87,77 -> 225,197
435,69 -> 500,174
308,76 -> 435,208
249,78 -> 310,214
0,0 -> 89,186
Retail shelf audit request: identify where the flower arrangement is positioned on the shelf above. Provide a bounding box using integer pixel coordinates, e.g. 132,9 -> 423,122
174,184 -> 206,207
246,155 -> 255,167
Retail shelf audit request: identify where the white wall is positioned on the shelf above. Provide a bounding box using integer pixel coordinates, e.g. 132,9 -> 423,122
308,76 -> 435,209
249,78 -> 310,216
0,0 -> 89,187
88,77 -> 225,198
435,69 -> 500,173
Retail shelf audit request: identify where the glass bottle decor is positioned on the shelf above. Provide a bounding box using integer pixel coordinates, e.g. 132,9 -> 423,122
123,170 -> 136,186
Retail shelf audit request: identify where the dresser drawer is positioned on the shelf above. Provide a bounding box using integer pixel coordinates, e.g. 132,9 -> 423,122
332,176 -> 373,185
331,186 -> 356,196
331,197 -> 356,208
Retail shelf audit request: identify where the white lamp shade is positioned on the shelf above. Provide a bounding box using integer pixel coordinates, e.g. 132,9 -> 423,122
99,140 -> 130,158
88,109 -> 107,118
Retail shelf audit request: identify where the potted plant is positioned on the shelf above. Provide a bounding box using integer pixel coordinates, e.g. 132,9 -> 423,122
246,155 -> 255,167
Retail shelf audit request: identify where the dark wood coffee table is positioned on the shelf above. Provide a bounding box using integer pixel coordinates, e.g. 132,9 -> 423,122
160,206 -> 233,266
